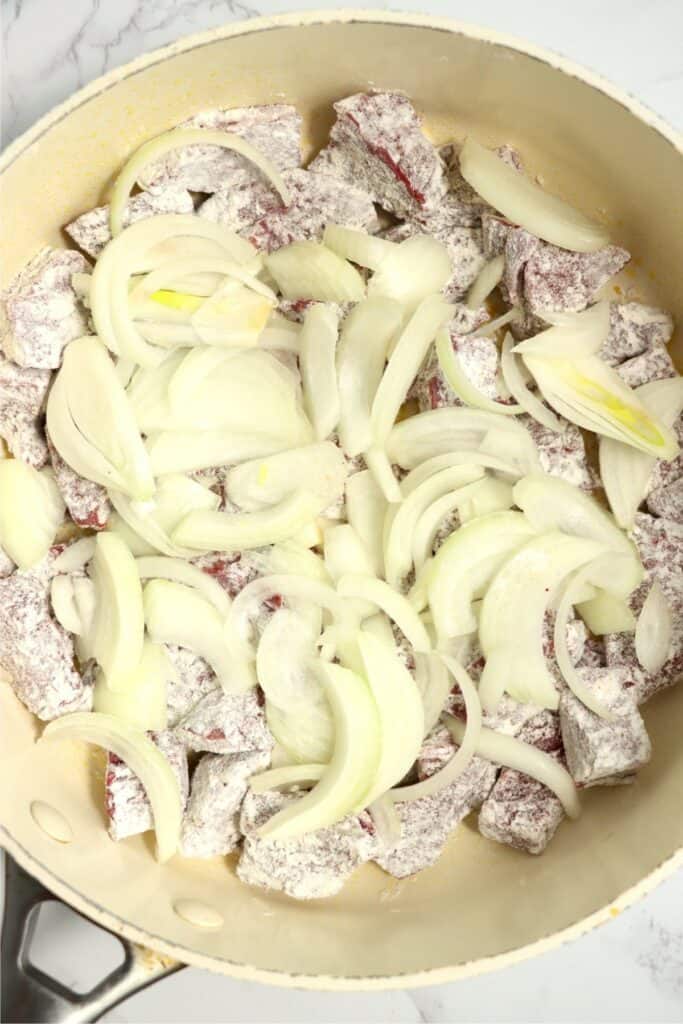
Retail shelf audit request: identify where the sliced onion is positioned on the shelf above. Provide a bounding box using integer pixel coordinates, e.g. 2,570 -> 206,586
393,655 -> 481,802
257,663 -> 381,839
324,523 -> 376,619
126,350 -> 187,434
368,236 -> 452,311
263,542 -> 331,583
524,352 -> 679,459
466,254 -> 505,310
512,301 -> 610,358
501,334 -> 566,433
386,407 -> 538,472
72,576 -> 96,662
344,470 -> 387,579
225,442 -> 347,513
107,512 -> 157,557
411,478 -> 495,572
266,241 -> 366,303
47,338 -> 154,500
369,794 -> 402,846
513,474 -> 643,597
146,430 -> 289,476
41,712 -> 182,861
144,579 -> 253,691
635,580 -> 673,675
599,376 -> 683,529
260,314 -> 301,353
576,590 -> 636,635
323,224 -> 396,271
337,298 -> 403,457
361,612 -> 396,648
109,473 -> 219,558
90,533 -> 145,689
358,630 -> 424,804
336,574 -> 431,652
0,462 -> 65,570
364,446 -> 402,504
414,651 -> 453,736
472,307 -> 521,339
456,476 -> 514,524
110,127 -> 290,234
435,328 -> 522,416
136,555 -> 231,616
384,465 -> 485,589
554,561 -> 617,719
50,575 -> 83,635
172,490 -> 320,553
459,137 -> 609,253
299,304 -> 340,440
93,641 -> 170,731
249,763 -> 326,794
53,537 -> 97,573
427,510 -> 536,641
371,295 -> 454,445
446,714 -> 580,818
230,574 -> 354,655
478,533 -> 608,712
400,451 -> 521,493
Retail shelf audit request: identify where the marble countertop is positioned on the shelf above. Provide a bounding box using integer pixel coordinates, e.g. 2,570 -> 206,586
1,1 -> 683,1021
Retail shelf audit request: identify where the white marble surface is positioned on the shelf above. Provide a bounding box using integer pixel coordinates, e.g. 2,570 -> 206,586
1,0 -> 683,1020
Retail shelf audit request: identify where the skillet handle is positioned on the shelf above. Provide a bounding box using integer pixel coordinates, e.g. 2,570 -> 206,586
1,853 -> 184,1023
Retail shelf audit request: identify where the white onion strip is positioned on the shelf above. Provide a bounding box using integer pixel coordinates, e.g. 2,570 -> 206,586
466,254 -> 505,310
136,556 -> 231,616
635,581 -> 673,676
364,446 -> 402,504
336,574 -> 431,652
501,334 -> 566,433
249,764 -> 326,794
110,128 -> 290,234
446,714 -> 581,818
554,563 -> 615,719
435,328 -> 522,416
392,655 -> 481,802
171,490 -> 320,552
41,713 -> 183,861
299,304 -> 340,441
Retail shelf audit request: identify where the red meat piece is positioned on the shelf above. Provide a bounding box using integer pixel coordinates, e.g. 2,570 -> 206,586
65,188 -> 194,259
47,434 -> 110,530
0,356 -> 51,467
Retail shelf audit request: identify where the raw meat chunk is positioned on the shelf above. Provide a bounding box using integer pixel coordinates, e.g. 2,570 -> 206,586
522,244 -> 630,316
309,92 -> 447,219
180,749 -> 271,858
175,689 -> 273,755
646,478 -> 683,523
0,554 -> 91,720
414,332 -> 506,411
648,415 -> 683,494
478,712 -> 565,855
559,667 -> 651,787
65,188 -> 194,259
375,726 -> 497,878
615,342 -> 676,388
164,646 -> 219,728
600,302 -> 673,367
1,248 -> 89,369
237,790 -> 377,899
0,357 -> 51,467
522,415 -> 596,491
605,514 -> 683,703
47,435 -> 110,529
105,730 -> 188,841
191,550 -> 264,598
139,105 -> 302,194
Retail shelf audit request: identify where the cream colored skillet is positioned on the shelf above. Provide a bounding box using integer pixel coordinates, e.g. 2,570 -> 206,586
1,12 -> 683,1021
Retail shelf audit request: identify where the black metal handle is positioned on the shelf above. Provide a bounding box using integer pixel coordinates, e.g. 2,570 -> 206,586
1,854 -> 184,1023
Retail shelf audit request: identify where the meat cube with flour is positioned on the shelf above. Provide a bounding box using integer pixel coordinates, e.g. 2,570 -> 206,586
478,712 -> 565,855
65,188 -> 194,259
164,646 -> 220,728
605,513 -> 683,704
646,478 -> 683,524
309,91 -> 448,219
374,726 -> 497,879
599,302 -> 674,367
47,435 -> 111,530
0,550 -> 92,721
138,105 -> 302,195
559,667 -> 651,787
237,790 -> 379,899
180,749 -> 271,858
105,730 -> 189,842
0,357 -> 51,467
1,248 -> 90,369
615,343 -> 677,388
175,689 -> 273,756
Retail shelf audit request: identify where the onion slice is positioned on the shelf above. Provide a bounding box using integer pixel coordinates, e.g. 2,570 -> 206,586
446,714 -> 580,818
323,224 -> 396,271
393,655 -> 481,802
249,763 -> 326,794
41,712 -> 182,861
501,334 -> 566,433
363,446 -> 402,504
266,242 -> 366,303
345,470 -> 387,578
576,590 -> 636,635
635,581 -> 672,676
0,462 -> 65,570
257,663 -> 381,839
299,304 -> 340,441
411,477 -> 505,574
337,298 -> 403,457
435,328 -> 522,416
109,473 -> 220,558
53,537 -> 97,573
599,377 -> 683,529
466,254 -> 505,310
172,490 -> 320,553
93,641 -> 170,731
336,574 -> 431,652
144,579 -> 253,691
225,443 -> 347,513
50,575 -> 83,635
135,555 -> 231,616
146,430 -> 289,476
459,137 -> 609,253
90,533 -> 145,690
512,302 -> 610,358
110,127 -> 290,234
367,235 -> 452,312
414,652 -> 453,736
